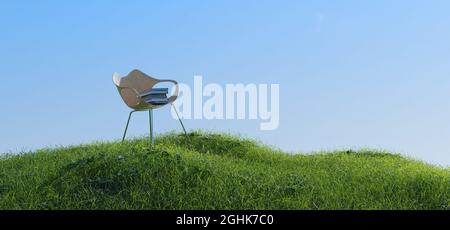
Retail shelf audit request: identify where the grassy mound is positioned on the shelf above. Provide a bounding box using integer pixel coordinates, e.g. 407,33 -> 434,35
0,132 -> 448,210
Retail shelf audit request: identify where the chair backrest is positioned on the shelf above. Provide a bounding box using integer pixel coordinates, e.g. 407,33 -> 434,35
113,69 -> 177,110
116,69 -> 159,92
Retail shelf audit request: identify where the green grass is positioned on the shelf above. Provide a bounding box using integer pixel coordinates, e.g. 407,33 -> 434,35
0,132 -> 448,210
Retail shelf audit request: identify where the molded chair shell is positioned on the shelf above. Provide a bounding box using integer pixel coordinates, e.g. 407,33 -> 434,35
113,69 -> 179,110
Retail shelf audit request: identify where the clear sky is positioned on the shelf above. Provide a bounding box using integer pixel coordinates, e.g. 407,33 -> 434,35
1,0 -> 449,166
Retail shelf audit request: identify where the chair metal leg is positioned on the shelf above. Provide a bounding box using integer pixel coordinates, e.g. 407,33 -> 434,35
171,104 -> 188,137
149,109 -> 154,145
122,110 -> 136,142
122,107 -> 183,146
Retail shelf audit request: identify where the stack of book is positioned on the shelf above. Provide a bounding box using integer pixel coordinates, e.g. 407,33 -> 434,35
140,88 -> 169,105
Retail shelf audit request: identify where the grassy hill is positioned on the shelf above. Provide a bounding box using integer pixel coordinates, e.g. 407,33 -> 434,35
0,132 -> 448,210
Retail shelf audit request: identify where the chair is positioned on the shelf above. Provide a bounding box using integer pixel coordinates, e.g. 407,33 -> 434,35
113,69 -> 187,145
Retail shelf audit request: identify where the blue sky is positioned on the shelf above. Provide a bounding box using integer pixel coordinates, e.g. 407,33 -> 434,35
1,0 -> 449,166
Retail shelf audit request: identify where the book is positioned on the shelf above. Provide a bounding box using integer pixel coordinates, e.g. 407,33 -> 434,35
139,88 -> 169,97
142,93 -> 167,100
146,98 -> 169,105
